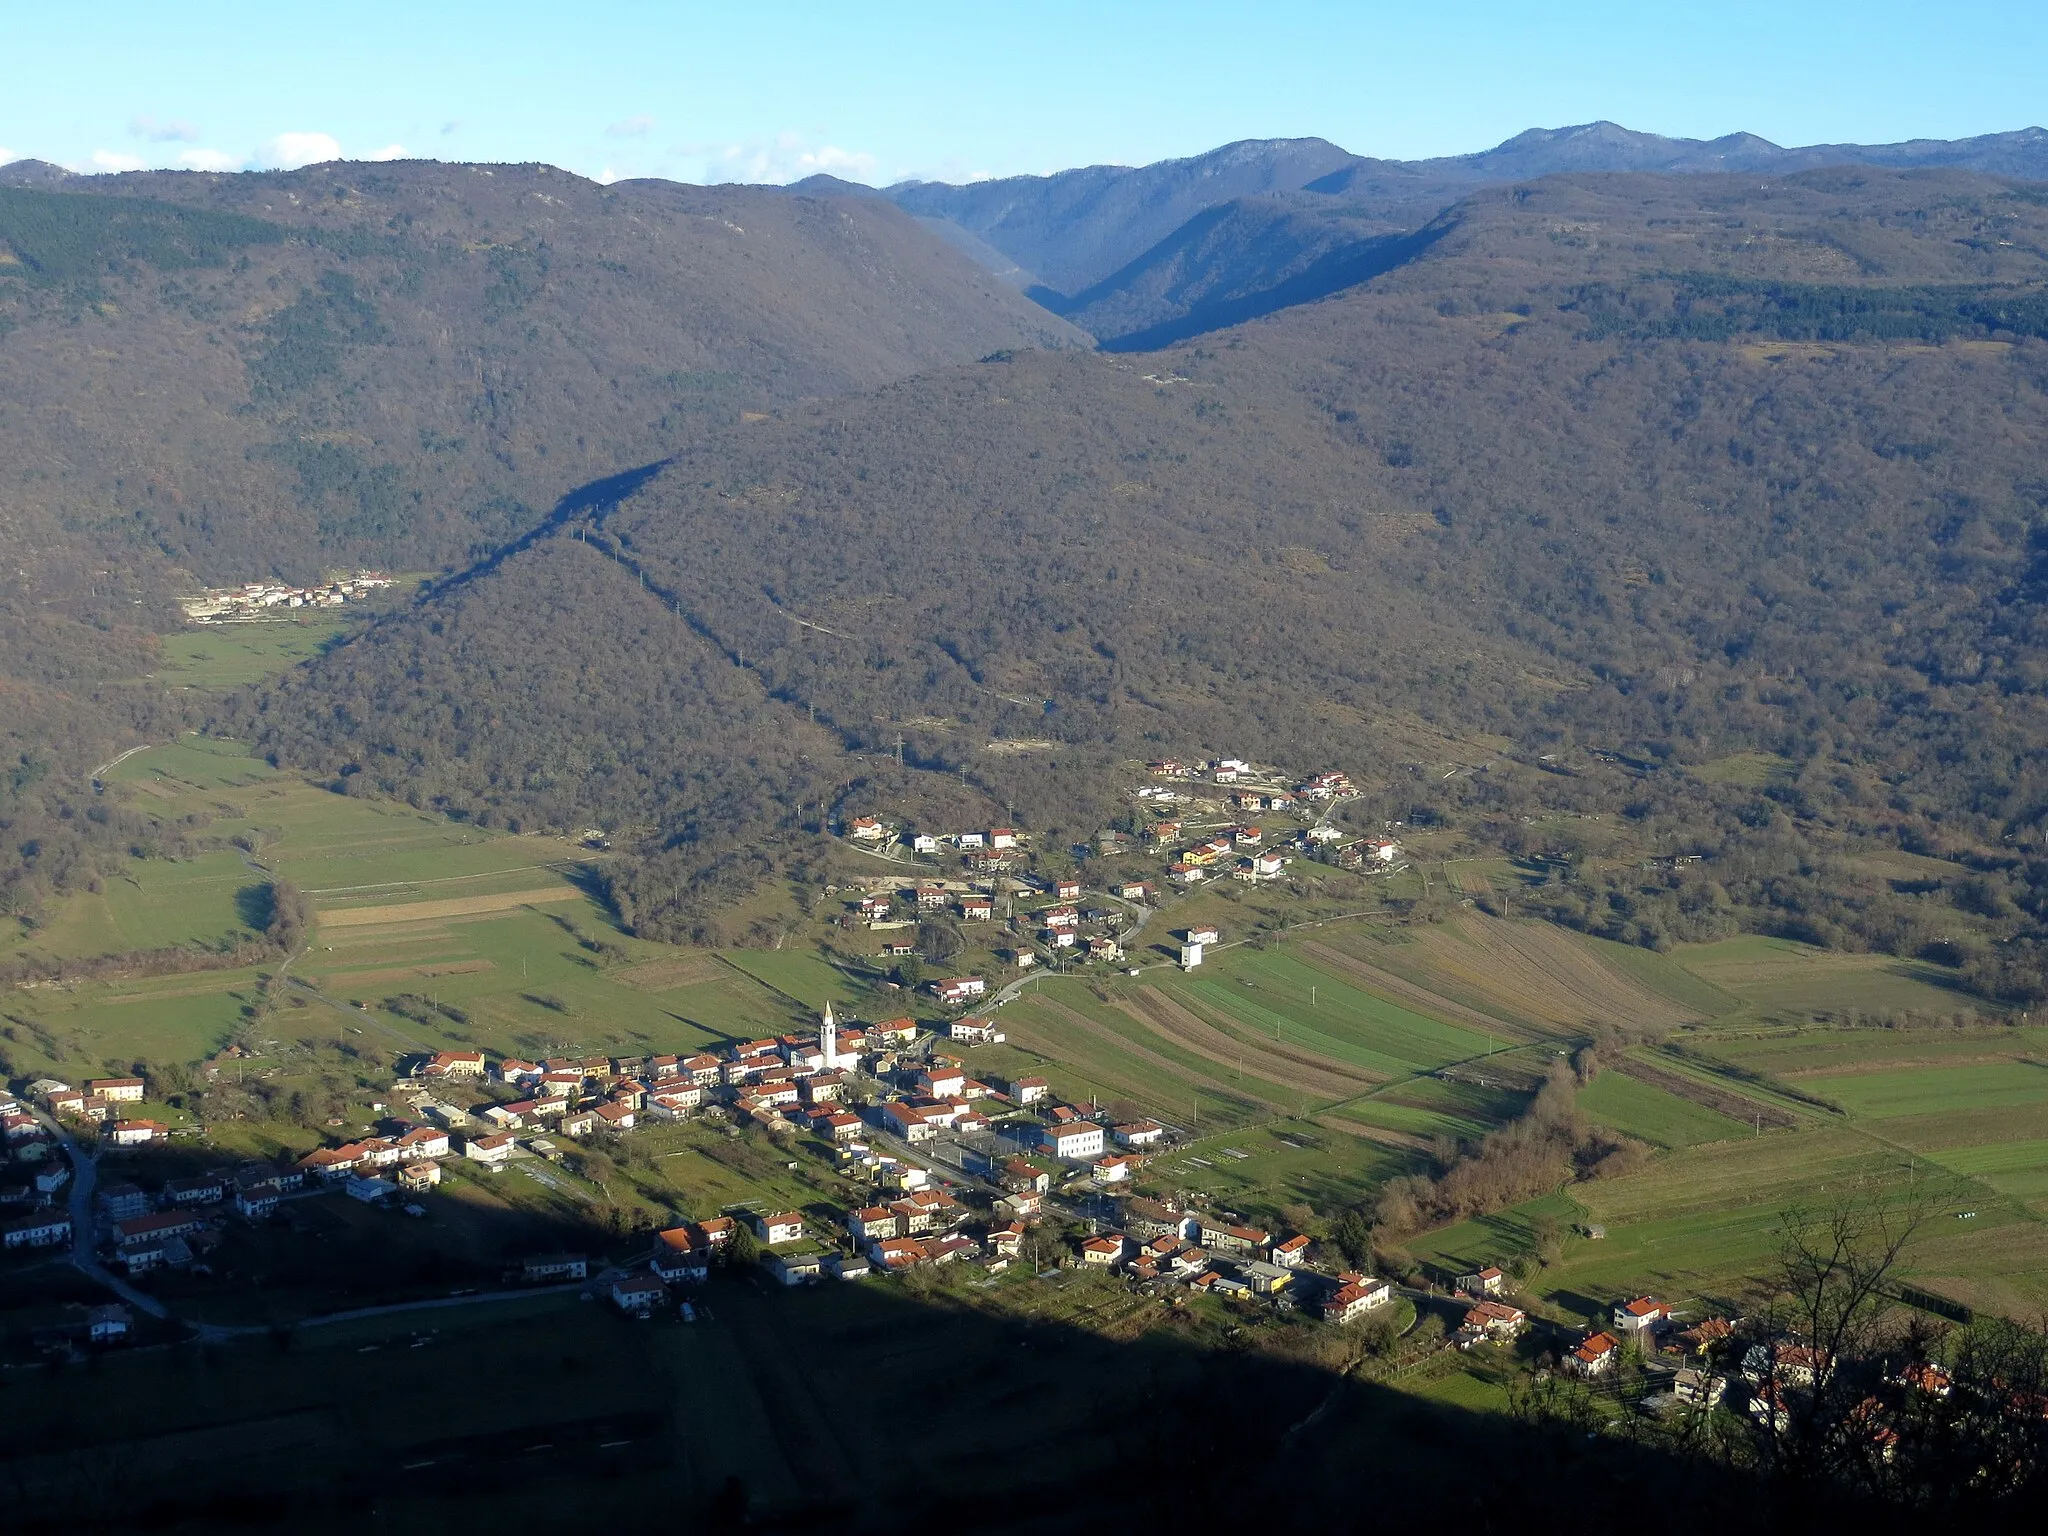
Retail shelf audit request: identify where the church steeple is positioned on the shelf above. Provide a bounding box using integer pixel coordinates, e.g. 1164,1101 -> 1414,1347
820,1001 -> 838,1070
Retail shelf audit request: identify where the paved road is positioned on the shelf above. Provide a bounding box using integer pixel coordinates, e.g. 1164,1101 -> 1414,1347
28,1107 -> 171,1320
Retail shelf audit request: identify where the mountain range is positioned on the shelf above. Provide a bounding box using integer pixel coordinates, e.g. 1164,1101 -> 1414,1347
798,121 -> 2048,344
3,125 -> 2048,996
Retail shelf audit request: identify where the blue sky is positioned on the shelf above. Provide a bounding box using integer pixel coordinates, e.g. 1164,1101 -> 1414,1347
5,1 -> 2044,186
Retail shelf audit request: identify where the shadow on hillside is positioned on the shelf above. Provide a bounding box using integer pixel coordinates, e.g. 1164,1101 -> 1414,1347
1059,214 -> 1457,352
7,1139 -> 1966,1536
1,1241 -> 1910,1536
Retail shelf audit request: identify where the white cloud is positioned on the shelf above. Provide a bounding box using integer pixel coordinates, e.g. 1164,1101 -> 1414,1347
176,147 -> 243,172
605,114 -> 654,139
704,132 -> 878,186
259,131 -> 343,170
596,166 -> 620,185
130,114 -> 198,143
367,143 -> 409,161
0,148 -> 18,166
91,149 -> 146,173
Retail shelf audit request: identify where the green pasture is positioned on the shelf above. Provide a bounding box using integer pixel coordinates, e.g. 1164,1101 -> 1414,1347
154,615 -> 352,688
1577,1072 -> 1750,1148
1166,947 -> 1497,1077
1798,1061 -> 2048,1120
1924,1139 -> 2048,1204
1333,1099 -> 1494,1141
1698,1026 -> 2048,1077
1144,1120 -> 1413,1227
3,849 -> 264,962
999,984 -> 1279,1129
719,949 -> 867,1013
1672,935 -> 1986,1020
107,733 -> 277,792
1693,752 -> 1796,788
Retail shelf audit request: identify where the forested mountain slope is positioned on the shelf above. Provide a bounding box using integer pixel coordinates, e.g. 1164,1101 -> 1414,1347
886,124 -> 2048,345
252,168 -> 2048,979
0,161 -> 1083,586
0,160 -> 1081,924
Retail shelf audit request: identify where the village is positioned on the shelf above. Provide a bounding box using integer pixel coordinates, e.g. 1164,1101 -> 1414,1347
838,755 -> 1403,986
5,1006 -> 1797,1434
178,570 -> 396,623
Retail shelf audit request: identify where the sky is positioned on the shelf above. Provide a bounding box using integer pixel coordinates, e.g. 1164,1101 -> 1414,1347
4,0 -> 2045,187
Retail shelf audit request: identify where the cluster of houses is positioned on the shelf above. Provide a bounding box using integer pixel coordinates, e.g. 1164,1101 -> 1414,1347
180,571 -> 394,621
12,1076 -> 171,1152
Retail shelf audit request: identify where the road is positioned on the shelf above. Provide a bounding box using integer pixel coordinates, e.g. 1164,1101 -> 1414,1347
87,743 -> 152,789
29,1106 -> 172,1320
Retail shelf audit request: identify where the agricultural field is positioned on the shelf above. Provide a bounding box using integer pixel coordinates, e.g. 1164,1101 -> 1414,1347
1575,1071 -> 1750,1148
152,615 -> 353,688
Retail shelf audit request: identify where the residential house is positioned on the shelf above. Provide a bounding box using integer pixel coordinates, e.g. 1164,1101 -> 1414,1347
1457,1266 -> 1507,1297
558,1110 -> 601,1139
1615,1296 -> 1673,1335
3,1213 -> 71,1249
751,1211 -> 807,1246
848,816 -> 886,842
800,1071 -> 847,1104
523,1253 -> 590,1282
918,1063 -> 967,1098
879,1102 -> 937,1142
88,1077 -> 147,1103
394,1127 -> 451,1160
345,1175 -> 397,1205
1000,1158 -> 1052,1195
870,1236 -> 928,1269
612,1270 -> 670,1316
848,1206 -> 901,1242
1458,1299 -> 1527,1345
1080,1235 -> 1126,1267
87,1304 -> 132,1345
1198,1218 -> 1270,1257
652,1228 -> 712,1284
397,1161 -> 442,1192
1038,1122 -> 1105,1161
829,1253 -> 872,1280
932,977 -> 986,1006
108,1120 -> 168,1147
478,1104 -> 525,1131
1091,1154 -> 1141,1184
1119,881 -> 1156,901
424,1050 -> 487,1079
1567,1332 -> 1621,1378
960,894 -> 994,921
464,1131 -> 517,1167
916,883 -> 949,909
649,1086 -> 704,1120
161,1175 -> 225,1208
989,829 -> 1018,850
815,1111 -> 863,1140
869,1018 -> 920,1047
114,1210 -> 201,1246
767,1250 -> 825,1286
682,1054 -> 722,1086
594,1103 -> 636,1133
1242,1261 -> 1295,1296
496,1059 -> 543,1086
1113,1120 -> 1165,1148
911,834 -> 940,855
1122,1198 -> 1196,1244
1005,1076 -> 1049,1106
986,1222 -> 1026,1257
97,1183 -> 150,1222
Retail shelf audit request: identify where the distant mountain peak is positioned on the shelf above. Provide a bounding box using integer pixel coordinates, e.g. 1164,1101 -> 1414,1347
0,158 -> 76,188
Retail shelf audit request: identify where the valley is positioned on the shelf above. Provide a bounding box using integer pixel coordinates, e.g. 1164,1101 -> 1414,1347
3,123 -> 2048,1529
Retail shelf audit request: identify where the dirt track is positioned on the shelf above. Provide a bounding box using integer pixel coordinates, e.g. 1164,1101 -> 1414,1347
318,887 -> 580,928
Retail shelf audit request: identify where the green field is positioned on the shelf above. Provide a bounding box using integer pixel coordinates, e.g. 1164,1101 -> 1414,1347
1797,1061 -> 2048,1120
2,849 -> 266,962
1577,1071 -> 1750,1148
154,615 -> 353,687
1165,947 -> 1498,1077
